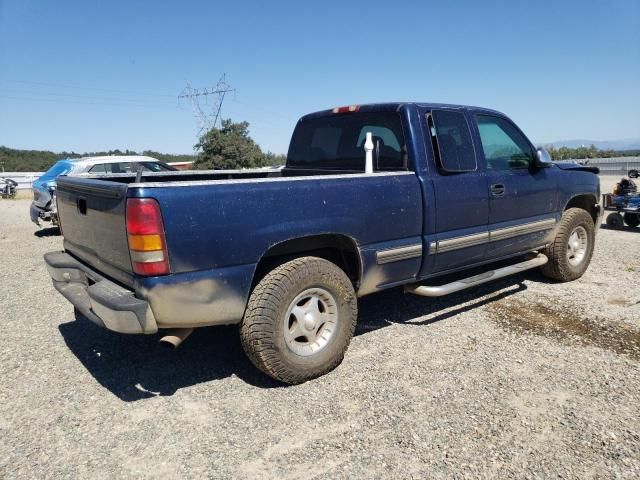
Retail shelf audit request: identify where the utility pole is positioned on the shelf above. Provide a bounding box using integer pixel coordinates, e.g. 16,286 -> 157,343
179,74 -> 234,138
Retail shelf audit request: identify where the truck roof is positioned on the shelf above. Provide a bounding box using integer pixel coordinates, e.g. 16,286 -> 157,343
299,102 -> 504,121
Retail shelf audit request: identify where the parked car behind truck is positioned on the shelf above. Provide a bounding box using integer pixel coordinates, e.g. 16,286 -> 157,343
44,102 -> 603,384
31,155 -> 175,226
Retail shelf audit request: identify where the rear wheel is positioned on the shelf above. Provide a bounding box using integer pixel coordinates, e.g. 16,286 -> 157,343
240,256 -> 357,384
541,208 -> 595,282
606,212 -> 624,229
624,212 -> 639,228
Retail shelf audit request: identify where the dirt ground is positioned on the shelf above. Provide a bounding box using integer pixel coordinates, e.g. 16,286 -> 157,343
0,183 -> 639,478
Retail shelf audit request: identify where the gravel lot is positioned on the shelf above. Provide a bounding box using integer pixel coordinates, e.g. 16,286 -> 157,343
1,185 -> 639,479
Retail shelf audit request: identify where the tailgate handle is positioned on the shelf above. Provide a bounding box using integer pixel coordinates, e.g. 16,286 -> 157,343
77,198 -> 87,215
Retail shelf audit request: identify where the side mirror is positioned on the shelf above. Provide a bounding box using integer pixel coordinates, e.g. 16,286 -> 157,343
535,147 -> 553,167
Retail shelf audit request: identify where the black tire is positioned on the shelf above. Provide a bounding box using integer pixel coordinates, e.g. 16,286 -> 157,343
606,212 -> 624,229
540,208 -> 595,282
240,256 -> 357,384
624,212 -> 640,228
628,169 -> 639,179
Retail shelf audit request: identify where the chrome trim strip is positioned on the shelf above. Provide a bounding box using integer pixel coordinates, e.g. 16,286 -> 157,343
376,244 -> 422,264
489,218 -> 556,242
429,218 -> 556,255
437,231 -> 489,253
133,171 -> 415,188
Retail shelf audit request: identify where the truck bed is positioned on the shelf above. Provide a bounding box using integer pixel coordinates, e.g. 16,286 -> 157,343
55,169 -> 424,305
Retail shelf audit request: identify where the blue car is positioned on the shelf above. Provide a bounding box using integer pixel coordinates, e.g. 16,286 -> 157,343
31,156 -> 174,226
31,158 -> 74,226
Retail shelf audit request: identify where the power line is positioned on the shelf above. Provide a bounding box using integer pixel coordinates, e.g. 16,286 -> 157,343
3,79 -> 174,98
178,74 -> 234,137
230,98 -> 297,122
3,78 -> 297,123
0,94 -> 186,111
0,88 -> 177,106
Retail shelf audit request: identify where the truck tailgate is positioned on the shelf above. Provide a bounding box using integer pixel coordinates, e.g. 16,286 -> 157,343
56,176 -> 134,286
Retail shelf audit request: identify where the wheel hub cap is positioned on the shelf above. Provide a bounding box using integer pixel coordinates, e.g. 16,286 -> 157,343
284,288 -> 339,357
303,312 -> 318,331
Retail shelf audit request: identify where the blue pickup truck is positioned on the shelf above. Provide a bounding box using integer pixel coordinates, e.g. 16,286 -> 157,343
45,103 -> 602,384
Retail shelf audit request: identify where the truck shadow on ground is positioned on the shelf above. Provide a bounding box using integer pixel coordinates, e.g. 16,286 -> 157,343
356,277 -> 528,336
58,320 -> 277,401
58,273 -> 533,401
600,224 -> 640,234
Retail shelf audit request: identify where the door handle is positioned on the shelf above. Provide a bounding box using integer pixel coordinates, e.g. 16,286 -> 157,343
490,183 -> 505,197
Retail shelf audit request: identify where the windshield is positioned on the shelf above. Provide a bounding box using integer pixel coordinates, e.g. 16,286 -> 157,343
41,161 -> 72,179
287,112 -> 406,171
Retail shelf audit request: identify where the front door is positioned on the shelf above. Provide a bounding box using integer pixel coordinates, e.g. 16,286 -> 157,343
473,114 -> 558,259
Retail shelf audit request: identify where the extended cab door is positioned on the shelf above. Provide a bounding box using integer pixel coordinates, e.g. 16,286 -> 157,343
473,113 -> 558,259
420,108 -> 489,274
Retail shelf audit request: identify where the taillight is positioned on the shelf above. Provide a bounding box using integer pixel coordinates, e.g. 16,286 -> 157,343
126,198 -> 170,276
332,105 -> 360,114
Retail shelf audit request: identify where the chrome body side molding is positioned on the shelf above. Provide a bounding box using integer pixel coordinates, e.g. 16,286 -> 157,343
375,218 -> 556,264
489,218 -> 556,242
437,231 -> 489,253
376,244 -> 423,265
429,218 -> 556,255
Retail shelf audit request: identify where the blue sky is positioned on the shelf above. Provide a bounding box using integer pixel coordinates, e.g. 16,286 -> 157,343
1,0 -> 639,154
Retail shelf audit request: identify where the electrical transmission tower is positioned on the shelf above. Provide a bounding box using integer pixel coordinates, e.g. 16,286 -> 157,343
179,74 -> 234,137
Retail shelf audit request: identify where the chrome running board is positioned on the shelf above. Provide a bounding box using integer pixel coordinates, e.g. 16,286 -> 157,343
404,253 -> 548,297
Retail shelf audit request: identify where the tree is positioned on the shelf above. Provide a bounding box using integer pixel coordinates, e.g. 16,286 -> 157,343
194,119 -> 267,169
0,146 -> 196,172
263,151 -> 287,167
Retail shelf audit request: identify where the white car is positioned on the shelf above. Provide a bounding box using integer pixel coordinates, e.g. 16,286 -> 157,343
31,155 -> 176,226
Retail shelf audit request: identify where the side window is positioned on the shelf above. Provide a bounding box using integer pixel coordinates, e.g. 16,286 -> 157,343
427,110 -> 476,172
108,162 -> 133,174
138,161 -> 172,172
88,164 -> 106,174
475,115 -> 534,170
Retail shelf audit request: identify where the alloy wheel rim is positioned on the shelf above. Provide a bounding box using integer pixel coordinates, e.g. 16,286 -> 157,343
283,287 -> 338,356
567,225 -> 588,266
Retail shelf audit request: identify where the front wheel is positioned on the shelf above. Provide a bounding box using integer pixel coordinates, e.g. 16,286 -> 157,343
540,208 -> 595,282
240,256 -> 357,384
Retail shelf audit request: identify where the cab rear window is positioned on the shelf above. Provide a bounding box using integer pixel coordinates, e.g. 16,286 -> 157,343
287,112 -> 406,171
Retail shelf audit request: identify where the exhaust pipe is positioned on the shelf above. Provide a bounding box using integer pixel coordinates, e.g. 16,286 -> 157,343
159,328 -> 194,349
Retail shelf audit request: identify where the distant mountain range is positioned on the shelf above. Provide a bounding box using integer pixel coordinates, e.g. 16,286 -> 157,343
543,138 -> 640,151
